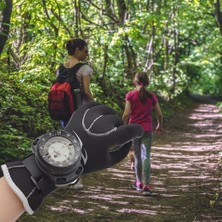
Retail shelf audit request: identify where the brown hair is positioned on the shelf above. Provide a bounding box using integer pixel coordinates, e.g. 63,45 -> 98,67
135,72 -> 152,103
65,38 -> 87,55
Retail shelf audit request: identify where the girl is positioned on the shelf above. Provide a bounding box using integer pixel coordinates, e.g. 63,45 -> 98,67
122,72 -> 163,196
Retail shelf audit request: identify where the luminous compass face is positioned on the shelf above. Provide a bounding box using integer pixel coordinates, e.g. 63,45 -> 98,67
32,130 -> 86,185
37,131 -> 82,169
40,136 -> 77,167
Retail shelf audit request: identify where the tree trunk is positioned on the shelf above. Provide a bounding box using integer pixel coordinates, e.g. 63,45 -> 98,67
116,0 -> 127,25
0,0 -> 13,55
214,0 -> 222,35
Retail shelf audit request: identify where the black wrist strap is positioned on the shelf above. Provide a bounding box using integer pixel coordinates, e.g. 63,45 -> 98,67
22,155 -> 56,196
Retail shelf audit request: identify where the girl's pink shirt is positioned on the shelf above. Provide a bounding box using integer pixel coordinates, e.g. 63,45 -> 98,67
125,90 -> 158,132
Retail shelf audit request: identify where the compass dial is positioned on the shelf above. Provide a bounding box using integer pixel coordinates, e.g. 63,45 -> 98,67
39,134 -> 81,168
32,130 -> 85,185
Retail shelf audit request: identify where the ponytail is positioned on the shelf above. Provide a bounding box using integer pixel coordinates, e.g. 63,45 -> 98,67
135,72 -> 152,103
138,86 -> 152,103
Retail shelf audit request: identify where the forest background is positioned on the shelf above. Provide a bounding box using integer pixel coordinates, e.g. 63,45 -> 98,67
0,0 -> 222,168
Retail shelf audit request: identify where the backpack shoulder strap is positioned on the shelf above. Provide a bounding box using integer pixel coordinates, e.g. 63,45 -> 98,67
56,63 -> 85,88
69,62 -> 86,73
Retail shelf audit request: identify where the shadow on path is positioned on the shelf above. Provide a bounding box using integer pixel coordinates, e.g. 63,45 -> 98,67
19,103 -> 222,222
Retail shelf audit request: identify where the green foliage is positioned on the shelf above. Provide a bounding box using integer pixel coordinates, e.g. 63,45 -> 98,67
0,126 -> 31,164
0,1 -> 6,10
0,61 -> 59,164
217,102 -> 222,113
0,0 -> 221,167
210,152 -> 222,208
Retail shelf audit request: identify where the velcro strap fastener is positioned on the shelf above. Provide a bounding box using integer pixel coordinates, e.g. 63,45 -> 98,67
22,155 -> 56,196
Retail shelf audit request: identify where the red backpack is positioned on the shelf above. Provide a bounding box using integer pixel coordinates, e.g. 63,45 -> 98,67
48,63 -> 85,121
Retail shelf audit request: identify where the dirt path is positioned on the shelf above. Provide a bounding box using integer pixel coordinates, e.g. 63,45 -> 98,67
19,102 -> 222,222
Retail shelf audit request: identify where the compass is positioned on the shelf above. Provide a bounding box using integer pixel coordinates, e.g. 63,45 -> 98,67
32,130 -> 87,186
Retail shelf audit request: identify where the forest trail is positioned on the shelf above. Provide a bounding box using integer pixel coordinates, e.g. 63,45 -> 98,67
19,102 -> 222,222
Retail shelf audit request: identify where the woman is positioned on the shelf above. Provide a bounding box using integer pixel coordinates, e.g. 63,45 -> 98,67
59,38 -> 94,188
122,72 -> 163,196
58,38 -> 94,128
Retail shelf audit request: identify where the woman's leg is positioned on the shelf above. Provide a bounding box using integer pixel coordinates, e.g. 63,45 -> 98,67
142,132 -> 153,185
133,137 -> 142,183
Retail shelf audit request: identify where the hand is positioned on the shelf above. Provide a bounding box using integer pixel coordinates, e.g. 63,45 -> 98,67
155,128 -> 163,134
1,102 -> 143,215
65,101 -> 143,174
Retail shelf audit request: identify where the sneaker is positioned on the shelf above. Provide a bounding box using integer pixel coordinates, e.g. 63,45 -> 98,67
133,181 -> 143,191
142,185 -> 157,196
69,178 -> 84,190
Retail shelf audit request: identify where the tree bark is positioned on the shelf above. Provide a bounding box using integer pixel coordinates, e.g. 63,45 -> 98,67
0,0 -> 13,55
116,0 -> 127,25
214,0 -> 222,35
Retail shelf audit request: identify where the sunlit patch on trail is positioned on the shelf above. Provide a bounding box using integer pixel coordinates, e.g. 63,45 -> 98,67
28,103 -> 222,221
48,205 -> 94,214
116,208 -> 157,215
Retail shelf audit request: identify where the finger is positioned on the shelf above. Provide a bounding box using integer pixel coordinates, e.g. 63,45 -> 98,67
83,155 -> 108,174
107,142 -> 132,168
83,141 -> 132,174
83,104 -> 117,129
106,124 -> 143,147
104,124 -> 143,169
67,103 -> 118,132
65,101 -> 101,131
85,115 -> 123,134
76,101 -> 101,113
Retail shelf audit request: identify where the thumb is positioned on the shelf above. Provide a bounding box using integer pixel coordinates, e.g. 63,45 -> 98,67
107,124 -> 144,147
105,124 -> 143,168
107,141 -> 132,168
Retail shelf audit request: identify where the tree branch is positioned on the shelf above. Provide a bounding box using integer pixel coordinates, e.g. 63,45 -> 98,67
214,0 -> 222,35
85,0 -> 120,24
0,0 -> 13,55
42,0 -> 59,36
